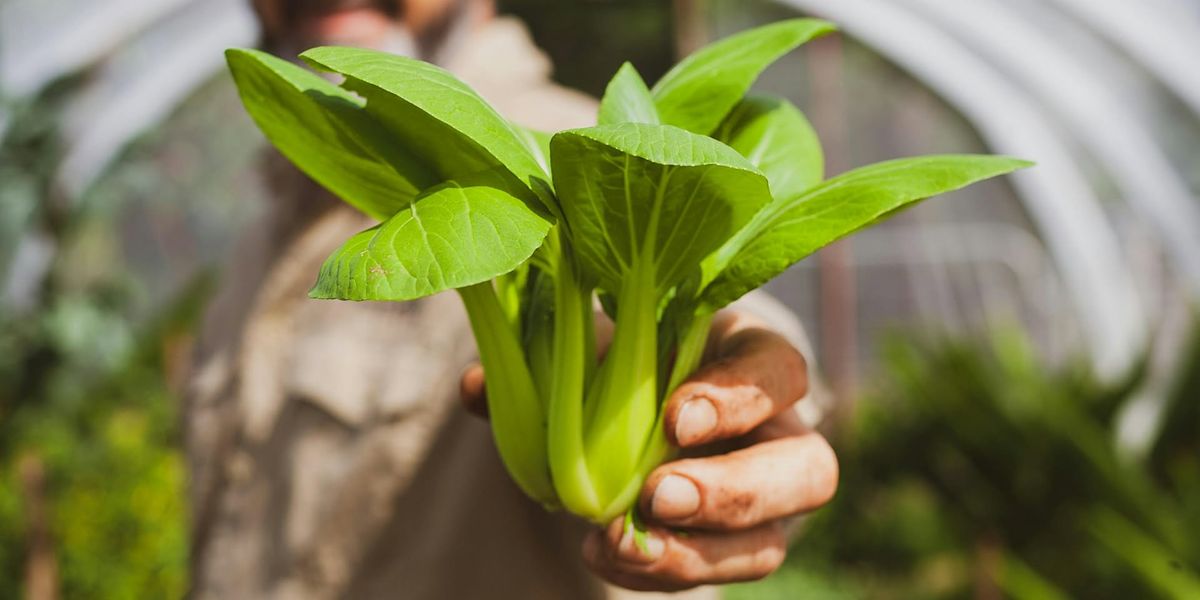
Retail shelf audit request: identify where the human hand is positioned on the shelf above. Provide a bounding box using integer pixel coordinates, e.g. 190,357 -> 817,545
459,310 -> 838,592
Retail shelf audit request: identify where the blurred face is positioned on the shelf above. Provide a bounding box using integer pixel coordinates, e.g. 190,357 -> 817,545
255,0 -> 486,58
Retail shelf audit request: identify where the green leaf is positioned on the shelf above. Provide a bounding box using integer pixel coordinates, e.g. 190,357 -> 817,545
714,95 -> 823,199
598,62 -> 659,126
225,48 -> 435,221
997,553 -> 1072,600
651,18 -> 835,135
700,155 -> 1032,310
310,179 -> 552,301
300,46 -> 555,213
1087,508 -> 1200,598
550,123 -> 772,295
513,124 -> 554,175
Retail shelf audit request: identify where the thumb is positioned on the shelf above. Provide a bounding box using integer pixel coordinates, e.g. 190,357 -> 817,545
459,363 -> 489,419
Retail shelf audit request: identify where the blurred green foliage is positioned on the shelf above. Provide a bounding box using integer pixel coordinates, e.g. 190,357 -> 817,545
728,323 -> 1200,599
0,76 -> 197,600
0,326 -> 193,600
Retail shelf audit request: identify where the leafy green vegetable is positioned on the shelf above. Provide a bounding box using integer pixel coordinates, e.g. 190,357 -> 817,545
225,17 -> 1030,523
224,48 -> 433,220
551,123 -> 771,295
700,155 -> 1033,311
310,179 -> 551,301
550,123 -> 772,502
598,63 -> 659,126
714,94 -> 824,200
651,19 -> 836,135
300,46 -> 555,214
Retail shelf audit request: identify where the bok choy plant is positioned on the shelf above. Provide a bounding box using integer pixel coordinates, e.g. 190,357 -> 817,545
225,19 -> 1030,524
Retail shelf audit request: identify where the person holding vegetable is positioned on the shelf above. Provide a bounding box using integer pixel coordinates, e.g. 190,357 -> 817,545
187,0 -> 839,597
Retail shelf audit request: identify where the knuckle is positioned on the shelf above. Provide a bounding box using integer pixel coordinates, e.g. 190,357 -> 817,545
753,533 -> 788,577
644,536 -> 712,587
745,386 -> 776,419
727,523 -> 788,583
779,345 -> 808,397
709,485 -> 762,529
656,557 -> 707,588
789,344 -> 808,373
808,436 -> 840,506
712,387 -> 775,441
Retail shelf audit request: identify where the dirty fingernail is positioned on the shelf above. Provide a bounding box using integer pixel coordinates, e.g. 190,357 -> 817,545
674,397 -> 718,445
618,529 -> 665,564
650,474 -> 700,520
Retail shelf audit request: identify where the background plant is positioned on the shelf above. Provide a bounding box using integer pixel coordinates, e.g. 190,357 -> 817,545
0,76 -> 196,600
727,321 -> 1200,599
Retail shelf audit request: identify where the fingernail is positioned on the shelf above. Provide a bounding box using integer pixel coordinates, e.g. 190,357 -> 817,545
618,529 -> 665,564
674,396 -> 718,445
650,474 -> 700,520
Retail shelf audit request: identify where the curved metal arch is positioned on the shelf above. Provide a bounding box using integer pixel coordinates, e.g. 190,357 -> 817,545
1047,0 -> 1200,119
903,0 -> 1200,295
54,0 -> 258,199
0,0 -> 193,98
776,0 -> 1146,379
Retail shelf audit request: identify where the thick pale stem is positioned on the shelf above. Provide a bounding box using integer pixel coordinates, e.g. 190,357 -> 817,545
526,310 -> 554,406
584,258 -> 659,507
493,267 -> 525,338
547,236 -> 602,515
666,311 -> 715,393
458,282 -> 556,506
595,311 -> 715,522
583,292 -> 598,388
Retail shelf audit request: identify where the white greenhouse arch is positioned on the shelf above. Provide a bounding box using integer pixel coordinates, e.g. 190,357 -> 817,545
5,0 -> 1199,383
778,0 -> 1155,379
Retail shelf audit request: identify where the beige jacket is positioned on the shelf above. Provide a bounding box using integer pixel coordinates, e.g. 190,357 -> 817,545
186,18 -> 815,600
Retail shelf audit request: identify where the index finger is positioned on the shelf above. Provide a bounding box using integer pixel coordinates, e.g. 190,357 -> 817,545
664,321 -> 808,447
